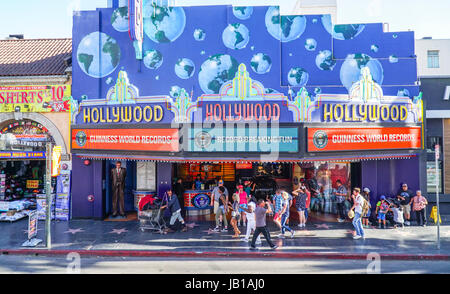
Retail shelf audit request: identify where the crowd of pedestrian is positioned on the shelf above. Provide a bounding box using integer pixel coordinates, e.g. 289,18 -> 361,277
158,176 -> 430,246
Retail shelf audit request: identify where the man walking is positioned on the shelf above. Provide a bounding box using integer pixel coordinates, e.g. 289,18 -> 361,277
334,180 -> 347,222
250,199 -> 278,250
241,197 -> 261,244
173,178 -> 186,218
111,161 -> 127,218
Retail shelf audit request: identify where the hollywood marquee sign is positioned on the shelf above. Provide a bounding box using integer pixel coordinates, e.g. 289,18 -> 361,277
72,66 -> 423,126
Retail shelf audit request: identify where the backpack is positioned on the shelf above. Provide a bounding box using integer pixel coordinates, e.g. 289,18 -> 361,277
361,197 -> 370,217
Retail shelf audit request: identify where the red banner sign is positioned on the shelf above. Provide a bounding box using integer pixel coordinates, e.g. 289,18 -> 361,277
308,127 -> 422,152
72,128 -> 179,152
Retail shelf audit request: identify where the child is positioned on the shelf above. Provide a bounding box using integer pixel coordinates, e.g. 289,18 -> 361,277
391,203 -> 404,229
376,195 -> 391,229
362,188 -> 372,228
228,193 -> 241,238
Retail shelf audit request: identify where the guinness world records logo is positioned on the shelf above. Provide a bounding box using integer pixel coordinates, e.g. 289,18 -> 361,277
313,130 -> 328,149
194,131 -> 212,149
192,193 -> 211,209
75,131 -> 87,147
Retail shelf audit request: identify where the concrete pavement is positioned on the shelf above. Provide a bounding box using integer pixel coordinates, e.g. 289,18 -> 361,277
1,213 -> 449,259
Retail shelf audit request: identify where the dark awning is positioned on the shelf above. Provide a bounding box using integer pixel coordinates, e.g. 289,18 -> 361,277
76,153 -> 417,163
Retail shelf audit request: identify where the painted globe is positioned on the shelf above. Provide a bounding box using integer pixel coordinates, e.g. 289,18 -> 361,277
222,23 -> 250,50
193,29 -> 206,41
250,53 -> 272,74
287,67 -> 309,87
143,49 -> 163,69
198,54 -> 239,94
265,6 -> 306,42
233,6 -> 253,20
111,6 -> 129,32
316,50 -> 336,71
175,58 -> 195,79
77,32 -> 121,78
321,15 -> 365,40
143,3 -> 186,43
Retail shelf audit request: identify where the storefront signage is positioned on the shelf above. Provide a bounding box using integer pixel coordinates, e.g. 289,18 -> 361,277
80,104 -> 165,124
26,180 -> 40,189
189,127 -> 298,153
307,127 -> 422,152
322,104 -> 409,122
72,128 -> 179,152
236,163 -> 253,169
27,211 -> 38,240
0,151 -> 46,159
203,102 -> 285,122
0,85 -> 71,112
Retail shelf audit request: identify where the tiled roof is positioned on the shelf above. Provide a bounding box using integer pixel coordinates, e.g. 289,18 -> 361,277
0,38 -> 72,77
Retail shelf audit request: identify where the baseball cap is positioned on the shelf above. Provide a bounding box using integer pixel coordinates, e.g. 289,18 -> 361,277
218,180 -> 224,185
363,187 -> 370,193
238,185 -> 243,189
380,195 -> 386,200
402,183 -> 408,187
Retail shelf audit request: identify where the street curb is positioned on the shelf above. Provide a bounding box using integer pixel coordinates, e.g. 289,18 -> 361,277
1,249 -> 449,261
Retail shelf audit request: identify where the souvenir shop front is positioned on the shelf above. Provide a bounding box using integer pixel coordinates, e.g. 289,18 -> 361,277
0,120 -> 71,222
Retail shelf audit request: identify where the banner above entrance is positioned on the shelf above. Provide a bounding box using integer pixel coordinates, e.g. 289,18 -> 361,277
307,127 -> 422,152
71,128 -> 179,152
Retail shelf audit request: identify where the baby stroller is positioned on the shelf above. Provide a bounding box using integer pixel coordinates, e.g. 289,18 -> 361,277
138,194 -> 167,234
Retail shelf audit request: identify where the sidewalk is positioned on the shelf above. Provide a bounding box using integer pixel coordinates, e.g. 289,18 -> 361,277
1,214 -> 450,259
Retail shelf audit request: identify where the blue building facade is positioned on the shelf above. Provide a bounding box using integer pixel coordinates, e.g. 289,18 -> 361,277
70,1 -> 425,219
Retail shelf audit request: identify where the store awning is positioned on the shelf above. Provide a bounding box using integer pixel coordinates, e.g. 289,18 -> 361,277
76,153 -> 418,163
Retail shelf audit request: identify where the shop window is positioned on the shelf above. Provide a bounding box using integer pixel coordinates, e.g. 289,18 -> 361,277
427,161 -> 443,194
427,50 -> 439,68
426,136 -> 442,153
293,162 -> 351,215
136,162 -> 156,191
177,163 -> 235,189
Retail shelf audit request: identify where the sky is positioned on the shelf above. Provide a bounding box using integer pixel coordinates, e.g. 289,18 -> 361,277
0,0 -> 448,39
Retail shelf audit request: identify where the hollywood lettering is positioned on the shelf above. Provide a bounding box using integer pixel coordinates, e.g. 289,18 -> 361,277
82,105 -> 164,124
323,104 -> 409,122
204,103 -> 281,122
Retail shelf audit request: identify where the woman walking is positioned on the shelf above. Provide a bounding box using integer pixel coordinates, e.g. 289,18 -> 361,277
229,193 -> 242,238
410,190 -> 428,226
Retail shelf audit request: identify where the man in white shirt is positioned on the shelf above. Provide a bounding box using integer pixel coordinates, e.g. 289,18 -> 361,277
350,187 -> 365,240
240,198 -> 261,244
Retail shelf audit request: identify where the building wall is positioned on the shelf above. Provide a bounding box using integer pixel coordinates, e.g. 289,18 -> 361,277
444,119 -> 450,194
416,39 -> 450,77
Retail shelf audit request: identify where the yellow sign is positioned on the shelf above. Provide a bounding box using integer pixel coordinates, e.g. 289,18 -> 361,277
430,206 -> 442,224
0,85 -> 71,113
323,104 -> 409,122
51,146 -> 62,177
26,180 -> 39,189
